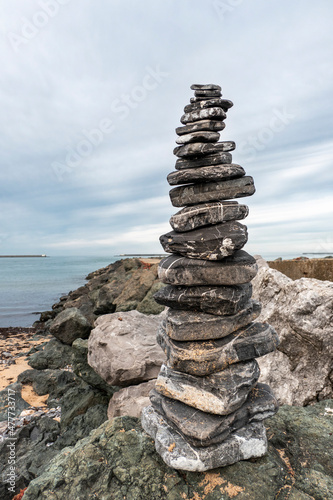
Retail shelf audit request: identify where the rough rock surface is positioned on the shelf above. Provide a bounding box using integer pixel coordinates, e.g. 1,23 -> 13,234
160,221 -> 248,260
28,337 -> 73,369
155,361 -> 260,415
253,257 -> 333,405
176,119 -> 225,135
49,307 -> 91,345
157,251 -> 258,286
180,107 -> 226,125
88,310 -> 166,386
21,401 -> 333,500
184,98 -> 233,113
169,176 -> 255,207
175,130 -> 220,145
173,141 -> 234,158
107,379 -> 156,419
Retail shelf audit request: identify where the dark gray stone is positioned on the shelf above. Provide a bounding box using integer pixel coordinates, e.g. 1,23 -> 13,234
150,384 -> 278,447
175,151 -> 232,169
154,282 -> 252,316
175,131 -> 220,145
155,361 -> 260,415
180,108 -> 226,125
156,322 -> 279,376
28,338 -> 73,370
0,382 -> 30,421
170,176 -> 255,207
176,120 -> 225,135
49,307 -> 91,345
160,221 -> 248,260
173,141 -> 235,158
191,84 -> 222,90
194,90 -> 222,98
164,301 -> 261,341
184,99 -> 233,113
167,164 -> 245,186
158,251 -> 258,285
142,406 -> 267,471
170,201 -> 249,231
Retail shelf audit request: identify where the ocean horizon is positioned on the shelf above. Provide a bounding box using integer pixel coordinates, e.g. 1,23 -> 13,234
0,252 -> 328,327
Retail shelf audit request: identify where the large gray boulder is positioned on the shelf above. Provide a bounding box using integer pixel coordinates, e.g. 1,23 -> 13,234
49,307 -> 91,345
88,310 -> 166,387
253,256 -> 333,405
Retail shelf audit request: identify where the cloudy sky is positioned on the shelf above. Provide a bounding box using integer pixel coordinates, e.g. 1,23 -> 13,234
0,0 -> 332,259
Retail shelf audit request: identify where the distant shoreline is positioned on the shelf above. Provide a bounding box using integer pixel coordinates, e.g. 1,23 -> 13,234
0,255 -> 47,258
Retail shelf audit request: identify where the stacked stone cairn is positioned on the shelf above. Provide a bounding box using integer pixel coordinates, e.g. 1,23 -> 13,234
141,84 -> 279,472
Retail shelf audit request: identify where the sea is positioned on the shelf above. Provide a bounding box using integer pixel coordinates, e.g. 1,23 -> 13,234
0,252 -> 328,328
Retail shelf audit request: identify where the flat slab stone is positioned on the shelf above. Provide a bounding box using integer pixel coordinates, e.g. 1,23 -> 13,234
167,164 -> 245,186
180,108 -> 226,125
155,361 -> 260,415
176,120 -> 225,136
154,283 -> 252,316
163,301 -> 261,341
194,90 -> 222,98
158,251 -> 258,286
150,384 -> 278,447
170,201 -> 249,232
155,362 -> 260,415
175,131 -> 220,145
184,99 -> 233,114
191,84 -> 222,91
157,322 -> 279,376
141,406 -> 268,471
175,152 -> 232,169
174,141 -> 235,158
160,221 -> 248,260
170,176 -> 255,207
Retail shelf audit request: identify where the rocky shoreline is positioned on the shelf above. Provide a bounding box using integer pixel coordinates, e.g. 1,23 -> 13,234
0,256 -> 332,499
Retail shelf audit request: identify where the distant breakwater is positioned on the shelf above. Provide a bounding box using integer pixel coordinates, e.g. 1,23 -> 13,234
0,255 -> 47,258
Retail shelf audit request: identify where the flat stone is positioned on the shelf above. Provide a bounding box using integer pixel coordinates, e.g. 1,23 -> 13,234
175,131 -> 220,145
158,251 -> 258,285
170,201 -> 249,232
180,108 -> 226,125
174,141 -> 235,158
190,84 -> 222,91
155,361 -> 260,415
167,164 -> 245,186
150,384 -> 278,447
87,310 -> 165,386
170,176 -> 255,207
157,322 -> 279,376
164,301 -> 261,341
141,406 -> 267,471
154,282 -> 252,316
175,152 -> 232,169
184,99 -> 233,114
176,120 -> 225,136
160,221 -> 248,260
194,90 -> 222,98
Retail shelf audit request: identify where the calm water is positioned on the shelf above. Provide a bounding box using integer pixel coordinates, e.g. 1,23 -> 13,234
0,256 -> 118,327
0,252 -> 328,327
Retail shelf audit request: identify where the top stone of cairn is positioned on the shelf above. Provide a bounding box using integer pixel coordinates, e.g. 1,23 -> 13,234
191,84 -> 222,91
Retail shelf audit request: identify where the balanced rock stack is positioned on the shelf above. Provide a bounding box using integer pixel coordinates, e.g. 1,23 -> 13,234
141,84 -> 279,472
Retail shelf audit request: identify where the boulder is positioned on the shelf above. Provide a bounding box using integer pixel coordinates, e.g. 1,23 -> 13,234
108,379 -> 156,419
252,257 -> 333,405
88,310 -> 166,387
22,400 -> 333,500
28,338 -> 73,370
49,308 -> 91,345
